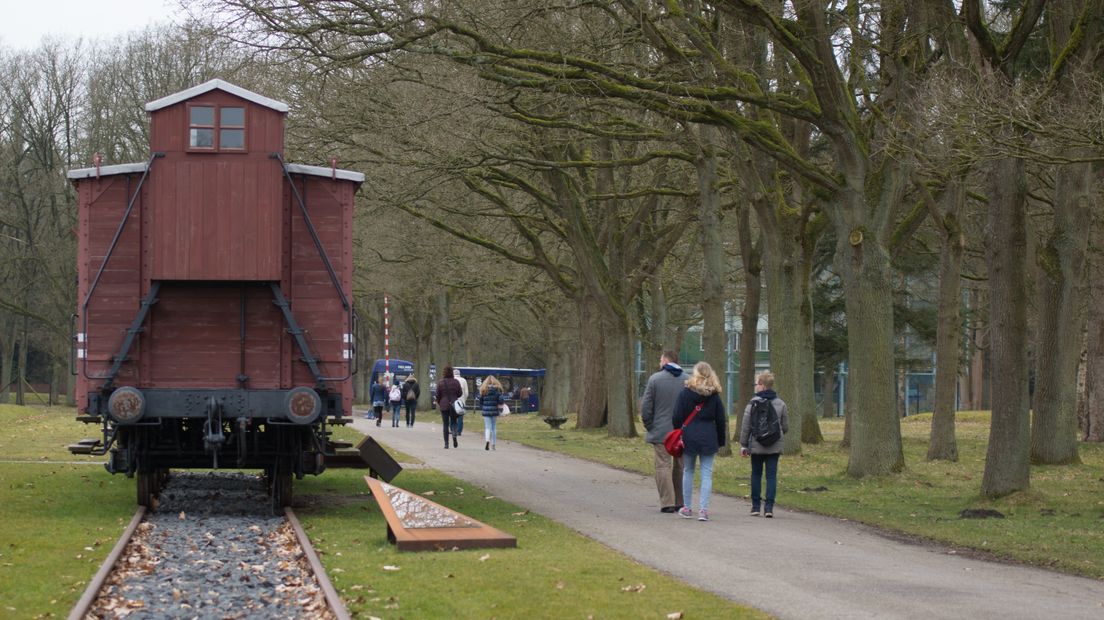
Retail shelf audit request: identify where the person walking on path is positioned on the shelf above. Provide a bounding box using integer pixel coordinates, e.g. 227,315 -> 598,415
369,378 -> 387,425
478,375 -> 506,451
640,350 -> 686,513
436,365 -> 464,448
402,376 -> 420,427
388,381 -> 403,427
453,368 -> 470,437
673,361 -> 727,522
739,371 -> 789,518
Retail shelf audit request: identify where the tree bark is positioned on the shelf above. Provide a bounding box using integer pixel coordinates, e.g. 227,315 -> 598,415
927,198 -> 965,461
0,318 -> 12,404
575,294 -> 607,428
763,235 -> 819,453
837,230 -> 904,476
1085,209 -> 1104,442
981,154 -> 1031,498
734,203 -> 761,439
1029,158 -> 1091,464
821,366 -> 837,419
15,317 -> 29,406
695,126 -> 728,450
602,308 -> 637,438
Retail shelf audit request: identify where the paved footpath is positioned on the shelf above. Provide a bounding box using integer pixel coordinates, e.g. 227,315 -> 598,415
351,415 -> 1104,619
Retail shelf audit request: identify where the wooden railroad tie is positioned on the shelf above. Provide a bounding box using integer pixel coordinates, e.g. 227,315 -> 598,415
364,476 -> 517,552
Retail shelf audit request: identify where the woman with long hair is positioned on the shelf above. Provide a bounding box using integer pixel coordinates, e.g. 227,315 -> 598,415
479,375 -> 506,451
436,365 -> 464,448
672,361 -> 728,522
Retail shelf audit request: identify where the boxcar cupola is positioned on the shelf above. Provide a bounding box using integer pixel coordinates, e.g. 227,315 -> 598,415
144,80 -> 290,280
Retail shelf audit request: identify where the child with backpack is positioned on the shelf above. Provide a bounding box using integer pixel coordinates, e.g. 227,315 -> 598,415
739,371 -> 789,518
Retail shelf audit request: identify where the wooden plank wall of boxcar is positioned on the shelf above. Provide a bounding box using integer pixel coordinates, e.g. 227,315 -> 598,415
76,174 -> 144,409
283,175 -> 354,409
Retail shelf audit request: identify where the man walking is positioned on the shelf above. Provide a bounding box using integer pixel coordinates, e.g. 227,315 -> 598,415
640,350 -> 686,513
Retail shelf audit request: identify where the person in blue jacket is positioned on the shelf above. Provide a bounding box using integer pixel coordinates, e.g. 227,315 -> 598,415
478,375 -> 506,451
369,378 -> 387,426
672,361 -> 727,522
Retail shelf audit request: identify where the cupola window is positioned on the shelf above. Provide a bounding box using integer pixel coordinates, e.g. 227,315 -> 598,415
188,104 -> 246,151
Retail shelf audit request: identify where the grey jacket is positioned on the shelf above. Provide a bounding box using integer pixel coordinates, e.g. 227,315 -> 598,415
640,366 -> 687,444
739,397 -> 790,454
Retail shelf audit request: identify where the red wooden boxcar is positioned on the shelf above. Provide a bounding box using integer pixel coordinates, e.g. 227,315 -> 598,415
68,80 -> 361,506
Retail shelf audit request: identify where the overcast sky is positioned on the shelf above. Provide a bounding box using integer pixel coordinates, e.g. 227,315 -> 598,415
0,0 -> 184,50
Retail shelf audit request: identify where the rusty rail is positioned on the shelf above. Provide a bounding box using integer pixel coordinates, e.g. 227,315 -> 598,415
285,507 -> 352,620
67,507 -> 146,620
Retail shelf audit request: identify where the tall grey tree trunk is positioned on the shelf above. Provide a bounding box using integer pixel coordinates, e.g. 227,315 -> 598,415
695,127 -> 728,450
821,366 -> 837,419
927,198 -> 965,461
16,317 -> 29,406
763,242 -> 819,454
602,308 -> 637,438
696,128 -> 727,392
0,319 -> 12,404
734,204 -> 761,439
647,272 -> 667,363
1085,209 -> 1104,443
837,229 -> 903,476
1030,158 -> 1091,464
981,155 -> 1031,498
543,323 -> 573,419
575,294 -> 607,428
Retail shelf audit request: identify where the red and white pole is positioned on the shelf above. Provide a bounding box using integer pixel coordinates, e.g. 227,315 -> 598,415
383,295 -> 391,386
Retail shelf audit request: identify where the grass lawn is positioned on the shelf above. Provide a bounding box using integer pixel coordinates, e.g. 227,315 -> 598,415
0,404 -> 762,619
482,410 -> 1104,580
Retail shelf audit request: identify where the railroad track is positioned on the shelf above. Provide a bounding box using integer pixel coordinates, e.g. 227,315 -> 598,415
67,472 -> 349,620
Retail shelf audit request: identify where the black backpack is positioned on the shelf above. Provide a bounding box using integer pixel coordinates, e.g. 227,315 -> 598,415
750,397 -> 782,447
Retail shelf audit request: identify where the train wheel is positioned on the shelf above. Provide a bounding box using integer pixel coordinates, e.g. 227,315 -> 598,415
136,471 -> 155,508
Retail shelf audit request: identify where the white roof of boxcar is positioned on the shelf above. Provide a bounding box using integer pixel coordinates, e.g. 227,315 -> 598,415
144,79 -> 290,113
67,160 -> 364,183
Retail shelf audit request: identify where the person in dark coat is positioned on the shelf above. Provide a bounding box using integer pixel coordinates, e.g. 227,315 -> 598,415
436,365 -> 464,448
672,361 -> 727,522
739,371 -> 789,518
640,350 -> 686,513
478,375 -> 506,451
369,378 -> 387,425
402,376 -> 420,427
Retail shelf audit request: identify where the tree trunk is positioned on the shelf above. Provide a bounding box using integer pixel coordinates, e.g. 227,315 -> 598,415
647,272 -> 667,363
696,129 -> 727,397
695,127 -> 728,451
734,204 -> 761,440
837,231 -> 904,477
0,318 -> 12,404
821,366 -> 836,419
1030,158 -> 1091,464
981,155 -> 1031,498
1085,209 -> 1104,442
49,361 -> 61,406
602,309 -> 637,438
575,294 -> 607,428
763,244 -> 819,454
543,323 -> 572,419
927,203 -> 965,461
16,317 -> 29,406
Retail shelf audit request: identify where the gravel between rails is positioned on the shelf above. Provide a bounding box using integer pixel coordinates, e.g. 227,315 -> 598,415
86,472 -> 335,620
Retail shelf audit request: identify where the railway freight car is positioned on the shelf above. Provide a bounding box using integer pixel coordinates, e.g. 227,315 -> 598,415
67,80 -> 361,507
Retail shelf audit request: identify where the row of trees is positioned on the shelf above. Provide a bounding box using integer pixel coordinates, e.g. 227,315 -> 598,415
2,1 -> 1101,500
203,0 -> 1104,497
